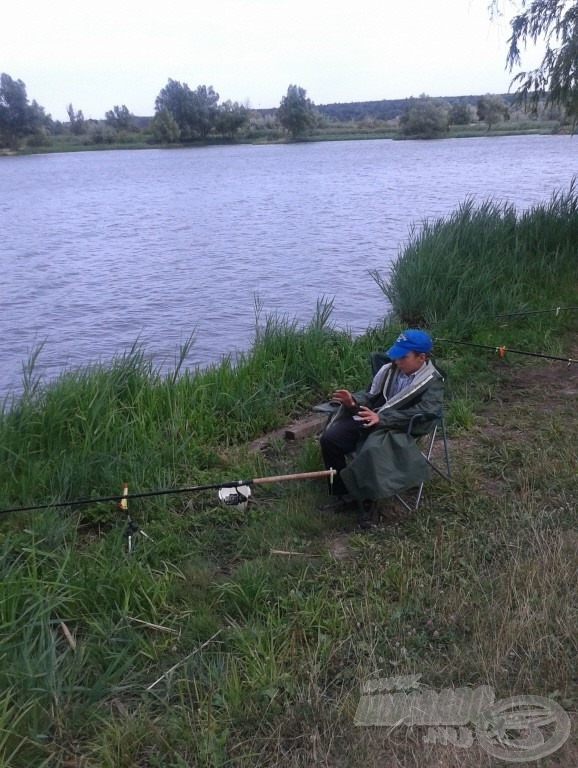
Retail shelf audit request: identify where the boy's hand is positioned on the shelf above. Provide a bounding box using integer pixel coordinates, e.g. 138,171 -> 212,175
358,406 -> 379,427
331,389 -> 356,408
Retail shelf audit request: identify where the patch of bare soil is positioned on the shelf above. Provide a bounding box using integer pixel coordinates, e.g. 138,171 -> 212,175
447,353 -> 577,492
325,532 -> 351,560
492,354 -> 578,408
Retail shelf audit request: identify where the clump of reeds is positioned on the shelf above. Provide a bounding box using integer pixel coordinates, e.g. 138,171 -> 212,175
372,182 -> 578,333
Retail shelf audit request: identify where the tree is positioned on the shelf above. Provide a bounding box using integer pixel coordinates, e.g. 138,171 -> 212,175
190,85 -> 220,138
105,105 -> 136,132
26,100 -> 54,146
150,108 -> 181,143
87,123 -> 117,145
399,95 -> 449,137
448,102 -> 475,126
492,0 -> 578,121
476,94 -> 510,131
154,80 -> 220,140
0,73 -> 32,149
67,103 -> 87,135
155,79 -> 193,135
277,85 -> 317,139
215,100 -> 249,137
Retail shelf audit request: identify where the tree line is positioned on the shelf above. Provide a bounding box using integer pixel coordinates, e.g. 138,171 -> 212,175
2,1 -> 577,149
0,75 -> 316,149
0,76 -> 571,152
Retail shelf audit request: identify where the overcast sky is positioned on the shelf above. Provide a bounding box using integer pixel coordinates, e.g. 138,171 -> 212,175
2,0 -> 542,122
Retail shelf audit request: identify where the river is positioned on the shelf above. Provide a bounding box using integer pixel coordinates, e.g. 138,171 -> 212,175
1,134 -> 576,397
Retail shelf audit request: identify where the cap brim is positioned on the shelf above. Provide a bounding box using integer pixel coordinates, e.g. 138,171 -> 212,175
386,343 -> 409,359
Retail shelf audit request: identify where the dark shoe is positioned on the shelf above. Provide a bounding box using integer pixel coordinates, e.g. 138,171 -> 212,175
358,500 -> 378,530
318,495 -> 355,513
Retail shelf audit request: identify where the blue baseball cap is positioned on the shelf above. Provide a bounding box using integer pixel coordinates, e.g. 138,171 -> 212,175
386,329 -> 433,359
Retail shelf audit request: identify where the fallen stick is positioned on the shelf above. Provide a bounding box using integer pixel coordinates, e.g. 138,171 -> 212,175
269,549 -> 321,557
146,629 -> 222,691
127,616 -> 179,634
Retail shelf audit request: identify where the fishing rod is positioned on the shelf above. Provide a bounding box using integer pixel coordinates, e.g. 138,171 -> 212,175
495,306 -> 578,318
425,305 -> 577,327
0,469 -> 337,516
434,337 -> 577,365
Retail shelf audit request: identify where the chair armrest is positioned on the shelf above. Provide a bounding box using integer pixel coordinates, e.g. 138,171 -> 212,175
313,402 -> 341,415
406,411 -> 442,435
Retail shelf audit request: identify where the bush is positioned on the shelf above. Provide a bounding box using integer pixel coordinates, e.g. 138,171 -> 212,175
399,95 -> 449,138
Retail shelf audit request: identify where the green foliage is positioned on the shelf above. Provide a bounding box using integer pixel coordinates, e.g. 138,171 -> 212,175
214,100 -> 249,138
66,103 -> 87,135
445,392 -> 478,432
277,84 -> 318,139
104,105 -> 137,132
190,85 -> 220,139
448,101 -> 474,125
476,93 -> 510,130
399,94 -> 449,137
0,73 -> 40,150
25,126 -> 52,148
1,80 -> 563,155
0,304 -> 388,516
154,79 -> 193,134
496,0 -> 578,123
86,123 -> 117,145
150,108 -> 181,144
154,80 -> 220,141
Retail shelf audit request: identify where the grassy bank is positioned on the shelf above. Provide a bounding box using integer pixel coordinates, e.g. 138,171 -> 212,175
0,190 -> 577,766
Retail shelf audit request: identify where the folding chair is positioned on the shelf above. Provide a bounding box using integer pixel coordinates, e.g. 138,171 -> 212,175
394,410 -> 451,513
314,351 -> 451,515
371,351 -> 451,511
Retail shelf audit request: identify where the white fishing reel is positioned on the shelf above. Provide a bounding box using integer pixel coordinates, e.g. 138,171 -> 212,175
218,484 -> 251,510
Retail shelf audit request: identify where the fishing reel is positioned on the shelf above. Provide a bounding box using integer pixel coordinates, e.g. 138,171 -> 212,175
218,484 -> 251,510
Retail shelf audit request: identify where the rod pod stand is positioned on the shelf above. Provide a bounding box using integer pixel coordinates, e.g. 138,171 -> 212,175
120,483 -> 153,554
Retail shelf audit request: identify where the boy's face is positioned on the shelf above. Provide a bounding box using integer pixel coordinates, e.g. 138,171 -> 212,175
392,351 -> 426,375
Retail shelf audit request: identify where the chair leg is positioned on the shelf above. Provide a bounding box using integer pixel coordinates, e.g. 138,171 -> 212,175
440,417 -> 451,480
394,421 -> 450,512
394,483 -> 424,513
421,422 -> 451,482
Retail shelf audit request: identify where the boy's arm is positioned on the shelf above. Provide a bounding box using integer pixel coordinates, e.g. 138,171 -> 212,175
376,377 -> 444,432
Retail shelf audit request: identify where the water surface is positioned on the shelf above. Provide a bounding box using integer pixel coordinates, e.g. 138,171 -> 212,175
1,135 -> 576,396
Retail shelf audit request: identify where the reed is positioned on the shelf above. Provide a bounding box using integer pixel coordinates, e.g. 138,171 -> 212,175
372,183 -> 578,333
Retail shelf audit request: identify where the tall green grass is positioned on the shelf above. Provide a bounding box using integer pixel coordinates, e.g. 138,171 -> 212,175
0,300 -> 398,515
371,182 -> 578,334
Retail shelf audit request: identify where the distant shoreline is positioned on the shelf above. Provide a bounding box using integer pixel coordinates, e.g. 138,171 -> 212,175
8,121 -> 568,157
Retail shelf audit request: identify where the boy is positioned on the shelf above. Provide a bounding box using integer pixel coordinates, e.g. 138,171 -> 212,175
319,330 -> 443,528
